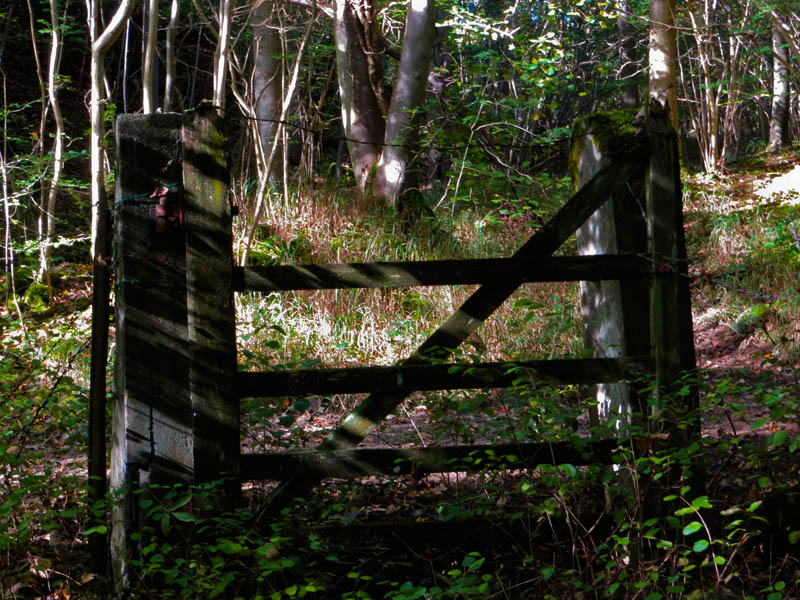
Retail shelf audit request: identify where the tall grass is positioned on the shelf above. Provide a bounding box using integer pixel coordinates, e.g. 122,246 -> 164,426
234,181 -> 583,371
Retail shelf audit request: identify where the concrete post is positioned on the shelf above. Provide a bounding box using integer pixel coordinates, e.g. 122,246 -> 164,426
570,110 -> 649,432
111,114 -> 191,588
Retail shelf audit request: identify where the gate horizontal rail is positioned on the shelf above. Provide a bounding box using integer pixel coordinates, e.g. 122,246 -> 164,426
232,254 -> 651,292
236,356 -> 655,397
239,439 -> 629,480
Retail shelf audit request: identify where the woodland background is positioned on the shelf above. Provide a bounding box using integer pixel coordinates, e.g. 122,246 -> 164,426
2,0 -> 800,598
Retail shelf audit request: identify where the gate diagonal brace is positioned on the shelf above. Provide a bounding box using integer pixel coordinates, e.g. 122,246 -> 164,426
259,130 -> 650,515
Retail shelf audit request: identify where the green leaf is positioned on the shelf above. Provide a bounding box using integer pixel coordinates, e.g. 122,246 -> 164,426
692,539 -> 709,552
541,566 -> 555,580
81,525 -> 107,536
747,501 -> 762,512
691,496 -> 712,509
172,511 -> 195,523
682,521 -> 702,536
558,463 -> 577,478
771,430 -> 788,446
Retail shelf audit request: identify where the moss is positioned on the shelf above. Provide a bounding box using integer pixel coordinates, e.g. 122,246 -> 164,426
23,282 -> 51,313
569,109 -> 640,189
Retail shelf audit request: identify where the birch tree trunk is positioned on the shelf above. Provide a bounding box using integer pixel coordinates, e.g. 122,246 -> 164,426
88,0 -> 136,574
25,0 -> 51,287
252,0 -> 283,182
41,0 -> 65,282
239,0 -> 316,264
162,0 -> 179,112
686,6 -> 720,171
142,0 -> 158,113
213,0 -> 232,109
768,22 -> 790,152
90,0 -> 135,258
373,0 -> 436,207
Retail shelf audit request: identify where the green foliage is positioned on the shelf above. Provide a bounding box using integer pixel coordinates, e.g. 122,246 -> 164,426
0,314 -> 90,582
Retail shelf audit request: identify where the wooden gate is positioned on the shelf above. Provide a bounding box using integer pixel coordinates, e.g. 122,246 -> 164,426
110,101 -> 696,581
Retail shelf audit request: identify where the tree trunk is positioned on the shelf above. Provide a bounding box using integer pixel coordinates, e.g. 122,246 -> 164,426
213,0 -> 232,109
373,0 -> 436,207
25,0 -> 50,286
42,0 -> 65,284
88,0 -> 136,575
648,0 -> 678,134
162,0 -> 179,111
334,0 -> 385,192
142,0 -> 158,113
90,0 -> 135,259
617,0 -> 639,109
252,0 -> 283,182
768,22 -> 790,152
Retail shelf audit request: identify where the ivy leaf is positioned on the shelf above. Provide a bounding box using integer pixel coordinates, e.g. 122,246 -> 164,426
682,521 -> 702,536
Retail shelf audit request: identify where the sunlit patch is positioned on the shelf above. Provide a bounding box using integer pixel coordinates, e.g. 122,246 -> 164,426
410,0 -> 427,13
342,414 -> 375,439
753,164 -> 800,207
383,158 -> 403,185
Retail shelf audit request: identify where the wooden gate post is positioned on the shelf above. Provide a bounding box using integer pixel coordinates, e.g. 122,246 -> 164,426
645,101 -> 698,429
112,114 -> 191,587
571,110 -> 650,433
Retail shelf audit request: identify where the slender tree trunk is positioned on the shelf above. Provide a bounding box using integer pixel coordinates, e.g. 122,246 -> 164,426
88,0 -> 135,575
42,0 -> 65,285
373,0 -> 436,207
252,0 -> 283,182
2,77 -> 25,326
26,0 -> 50,286
617,0 -> 639,109
213,0 -> 232,109
768,22 -> 790,152
719,4 -> 749,164
142,0 -> 158,113
162,0 -> 179,111
240,0 -> 315,264
90,0 -> 134,258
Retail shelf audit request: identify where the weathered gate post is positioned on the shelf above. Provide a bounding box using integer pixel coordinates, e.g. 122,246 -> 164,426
570,110 -> 650,432
183,106 -> 239,494
112,114 -> 190,588
645,101 -> 698,430
111,108 -> 237,589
